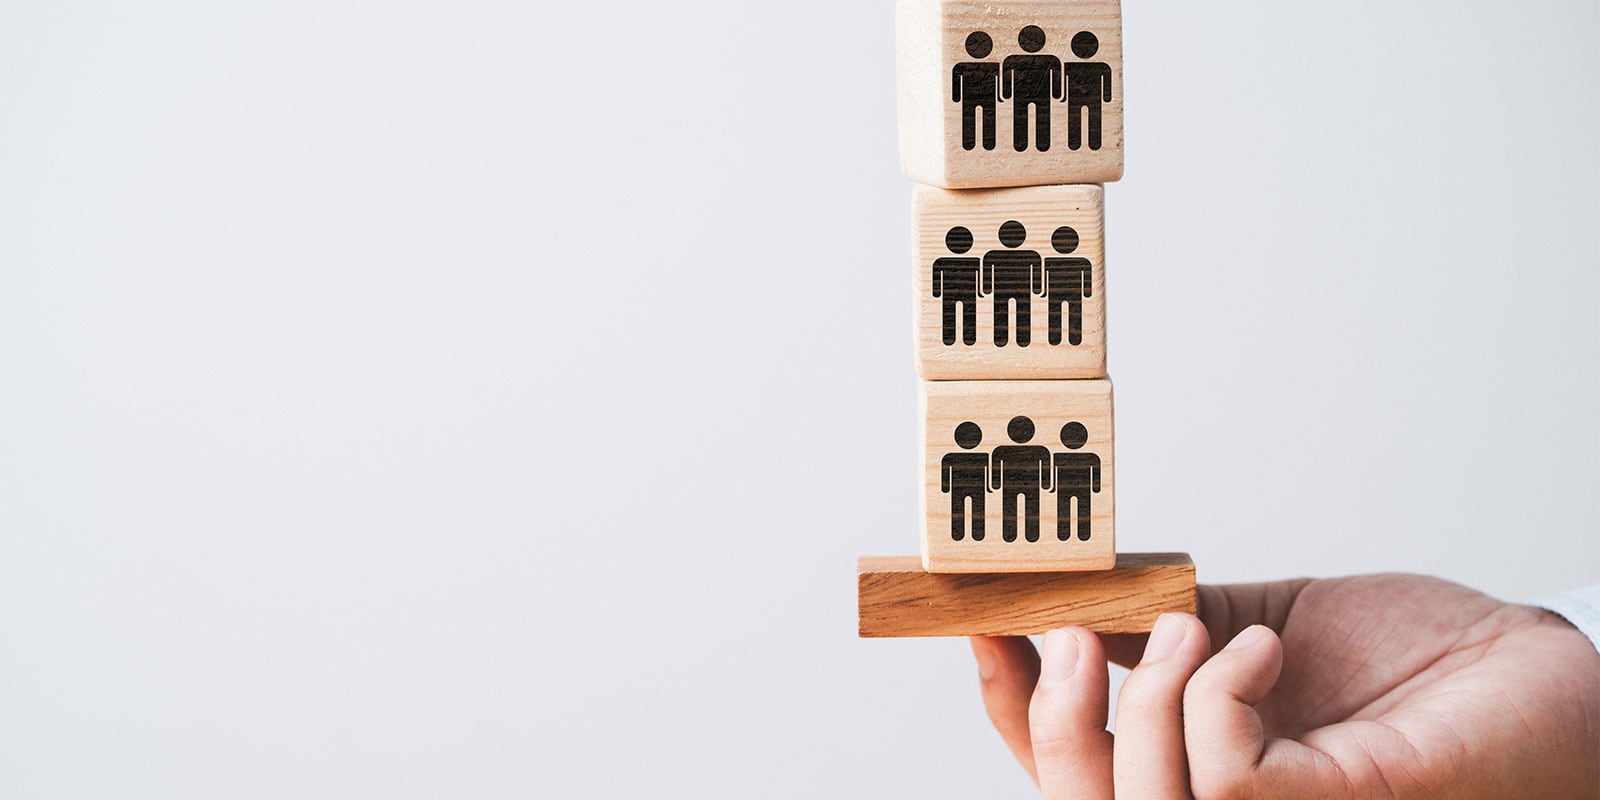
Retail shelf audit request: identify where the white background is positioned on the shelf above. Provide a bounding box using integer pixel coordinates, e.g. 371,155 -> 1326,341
1,1 -> 1595,797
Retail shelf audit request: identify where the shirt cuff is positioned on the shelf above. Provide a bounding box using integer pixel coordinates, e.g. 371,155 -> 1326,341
1533,584 -> 1600,653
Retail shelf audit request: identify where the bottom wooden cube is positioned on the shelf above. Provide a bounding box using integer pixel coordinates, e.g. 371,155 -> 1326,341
922,379 -> 1115,573
857,552 -> 1195,638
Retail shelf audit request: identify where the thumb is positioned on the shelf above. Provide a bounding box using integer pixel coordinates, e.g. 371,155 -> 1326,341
1181,625 -> 1282,797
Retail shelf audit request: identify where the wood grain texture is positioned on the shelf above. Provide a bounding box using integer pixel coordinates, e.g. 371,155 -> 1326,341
897,0 -> 1123,188
922,379 -> 1114,573
858,553 -> 1195,637
914,184 -> 1106,380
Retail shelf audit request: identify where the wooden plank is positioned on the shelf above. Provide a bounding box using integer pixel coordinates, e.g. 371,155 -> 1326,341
914,184 -> 1106,380
898,0 -> 1124,188
858,553 -> 1194,638
922,379 -> 1114,573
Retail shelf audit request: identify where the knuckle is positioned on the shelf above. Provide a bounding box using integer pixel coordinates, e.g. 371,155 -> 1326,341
1029,730 -> 1077,761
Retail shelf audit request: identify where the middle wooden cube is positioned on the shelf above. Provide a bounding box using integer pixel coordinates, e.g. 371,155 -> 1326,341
914,184 -> 1106,380
922,379 -> 1115,573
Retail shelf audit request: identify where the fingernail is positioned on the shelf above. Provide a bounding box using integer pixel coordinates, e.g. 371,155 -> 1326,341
1142,614 -> 1186,663
1225,625 -> 1270,651
973,640 -> 997,681
1040,629 -> 1080,685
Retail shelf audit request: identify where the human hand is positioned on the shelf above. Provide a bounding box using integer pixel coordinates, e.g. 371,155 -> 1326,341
970,575 -> 1600,799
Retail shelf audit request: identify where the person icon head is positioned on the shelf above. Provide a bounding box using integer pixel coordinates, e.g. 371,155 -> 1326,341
945,226 -> 974,254
1018,25 -> 1046,53
1051,226 -> 1080,254
1007,415 -> 1035,443
1059,421 -> 1088,449
964,31 -> 993,59
998,220 -> 1027,249
954,421 -> 982,449
1071,31 -> 1099,59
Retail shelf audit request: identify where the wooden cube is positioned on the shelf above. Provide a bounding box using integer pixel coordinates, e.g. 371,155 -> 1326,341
922,379 -> 1114,573
897,0 -> 1123,188
914,184 -> 1105,380
858,553 -> 1195,637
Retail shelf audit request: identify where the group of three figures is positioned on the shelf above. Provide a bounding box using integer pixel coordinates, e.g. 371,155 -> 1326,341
940,416 -> 1102,544
932,221 -> 1093,347
952,27 -> 1114,152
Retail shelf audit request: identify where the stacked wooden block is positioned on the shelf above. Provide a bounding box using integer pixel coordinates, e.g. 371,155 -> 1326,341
858,0 -> 1195,638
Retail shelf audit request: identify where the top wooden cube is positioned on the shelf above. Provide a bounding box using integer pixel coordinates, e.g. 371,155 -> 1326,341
897,0 -> 1124,188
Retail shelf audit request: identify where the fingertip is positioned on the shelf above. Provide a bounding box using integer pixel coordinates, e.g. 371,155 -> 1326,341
1039,629 -> 1080,686
1031,629 -> 1108,711
1216,624 -> 1283,680
1139,612 -> 1209,665
1068,627 -> 1109,676
1222,624 -> 1276,652
1207,625 -> 1284,706
1193,627 -> 1280,697
1203,620 -> 1273,665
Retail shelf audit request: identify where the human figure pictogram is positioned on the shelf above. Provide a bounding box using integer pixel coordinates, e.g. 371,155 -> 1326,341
1049,421 -> 1101,542
982,220 -> 1042,347
940,422 -> 989,541
1001,25 -> 1062,152
991,416 -> 1051,543
931,226 -> 983,346
1042,225 -> 1093,346
1062,31 -> 1114,151
951,32 -> 1001,151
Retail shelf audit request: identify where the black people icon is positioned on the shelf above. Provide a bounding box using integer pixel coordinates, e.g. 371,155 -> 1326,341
951,26 -> 1113,152
939,416 -> 1102,544
931,221 -> 1092,348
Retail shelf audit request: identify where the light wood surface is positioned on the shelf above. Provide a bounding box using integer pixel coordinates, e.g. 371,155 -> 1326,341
897,0 -> 1124,188
922,379 -> 1114,573
914,184 -> 1106,380
858,552 -> 1195,637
